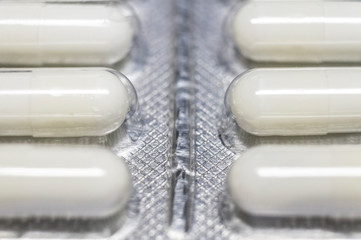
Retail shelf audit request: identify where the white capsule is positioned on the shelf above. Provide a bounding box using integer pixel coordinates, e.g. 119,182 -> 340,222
229,68 -> 361,136
0,2 -> 134,66
0,144 -> 131,218
232,1 -> 361,62
0,68 -> 131,137
228,145 -> 361,218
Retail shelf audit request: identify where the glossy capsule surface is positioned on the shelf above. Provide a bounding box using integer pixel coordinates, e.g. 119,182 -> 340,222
229,68 -> 361,136
0,144 -> 131,218
0,68 -> 130,137
232,1 -> 361,62
0,1 -> 134,66
228,145 -> 361,218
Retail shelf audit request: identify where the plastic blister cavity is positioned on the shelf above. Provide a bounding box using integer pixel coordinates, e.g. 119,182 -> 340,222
0,144 -> 131,218
226,67 -> 361,136
0,68 -> 137,137
228,145 -> 361,219
231,1 -> 361,63
0,0 -> 137,66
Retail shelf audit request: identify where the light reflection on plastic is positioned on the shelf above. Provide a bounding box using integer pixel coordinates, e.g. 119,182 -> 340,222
0,19 -> 107,27
251,17 -> 361,25
0,167 -> 105,178
258,167 -> 361,178
0,89 -> 109,95
256,89 -> 361,95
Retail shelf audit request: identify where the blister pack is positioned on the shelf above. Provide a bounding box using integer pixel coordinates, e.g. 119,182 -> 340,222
0,0 -> 176,239
1,0 -> 361,239
186,0 -> 361,239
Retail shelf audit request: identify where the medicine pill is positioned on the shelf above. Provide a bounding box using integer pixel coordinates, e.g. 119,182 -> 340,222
0,144 -> 131,218
232,1 -> 361,62
0,1 -> 134,66
228,145 -> 361,218
0,68 -> 131,137
228,68 -> 361,136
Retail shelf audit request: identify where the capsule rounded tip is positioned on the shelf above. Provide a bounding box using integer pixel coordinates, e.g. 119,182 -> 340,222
90,69 -> 131,136
89,147 -> 132,217
227,147 -> 265,216
229,70 -> 262,135
103,4 -> 135,65
232,3 -> 259,60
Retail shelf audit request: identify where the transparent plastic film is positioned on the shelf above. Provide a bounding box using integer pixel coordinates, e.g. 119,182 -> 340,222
0,68 -> 137,137
0,0 -> 137,66
228,145 -> 361,218
230,1 -> 361,63
0,144 -> 131,219
226,67 -> 361,136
